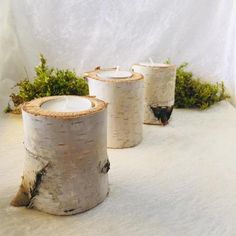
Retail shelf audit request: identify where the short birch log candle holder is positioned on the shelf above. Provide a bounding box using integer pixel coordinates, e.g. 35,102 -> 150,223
131,63 -> 176,125
85,68 -> 144,148
11,96 -> 110,216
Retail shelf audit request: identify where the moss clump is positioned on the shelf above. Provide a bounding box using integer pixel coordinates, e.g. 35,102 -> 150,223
5,54 -> 89,113
4,103 -> 12,113
173,62 -> 229,109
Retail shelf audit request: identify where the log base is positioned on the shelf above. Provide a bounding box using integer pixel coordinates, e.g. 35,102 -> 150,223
11,96 -> 109,215
131,63 -> 176,126
86,68 -> 144,149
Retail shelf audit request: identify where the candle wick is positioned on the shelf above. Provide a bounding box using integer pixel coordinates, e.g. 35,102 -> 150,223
149,57 -> 154,65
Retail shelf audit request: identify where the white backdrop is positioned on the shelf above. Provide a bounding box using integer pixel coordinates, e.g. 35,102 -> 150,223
0,0 -> 235,107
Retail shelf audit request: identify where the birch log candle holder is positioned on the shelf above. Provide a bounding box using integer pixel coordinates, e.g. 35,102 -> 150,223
131,62 -> 176,125
85,67 -> 144,149
11,95 -> 110,216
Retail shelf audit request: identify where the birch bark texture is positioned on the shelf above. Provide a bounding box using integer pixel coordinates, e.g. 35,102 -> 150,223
131,64 -> 176,125
85,68 -> 144,149
11,96 -> 110,216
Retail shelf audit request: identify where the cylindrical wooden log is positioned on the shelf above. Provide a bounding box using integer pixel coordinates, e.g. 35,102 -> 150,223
85,68 -> 144,148
11,96 -> 110,215
131,63 -> 176,125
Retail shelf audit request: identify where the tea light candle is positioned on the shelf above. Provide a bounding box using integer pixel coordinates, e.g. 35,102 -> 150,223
97,67 -> 132,80
139,62 -> 170,67
41,96 -> 92,112
11,96 -> 109,215
86,68 -> 144,148
132,60 -> 176,125
139,58 -> 171,68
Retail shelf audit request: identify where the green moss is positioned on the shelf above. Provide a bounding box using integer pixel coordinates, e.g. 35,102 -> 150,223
4,103 -> 12,113
172,62 -> 229,109
5,56 -> 230,113
6,54 -> 89,113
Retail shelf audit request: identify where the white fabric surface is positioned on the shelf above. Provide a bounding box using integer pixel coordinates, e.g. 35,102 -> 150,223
1,101 -> 236,236
0,0 -> 236,107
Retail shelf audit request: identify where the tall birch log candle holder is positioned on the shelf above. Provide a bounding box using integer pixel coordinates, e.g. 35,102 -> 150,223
131,62 -> 176,125
11,95 -> 110,216
85,67 -> 144,149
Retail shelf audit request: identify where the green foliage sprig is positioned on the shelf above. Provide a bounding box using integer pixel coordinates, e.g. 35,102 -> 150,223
172,62 -> 229,109
6,54 -> 89,113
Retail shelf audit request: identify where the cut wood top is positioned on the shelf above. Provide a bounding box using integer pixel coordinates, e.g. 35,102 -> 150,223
22,96 -> 107,119
85,68 -> 143,83
132,63 -> 176,69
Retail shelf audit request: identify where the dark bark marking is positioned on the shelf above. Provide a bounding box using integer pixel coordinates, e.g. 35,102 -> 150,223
150,105 -> 174,125
28,164 -> 48,204
100,159 -> 110,174
64,208 -> 76,213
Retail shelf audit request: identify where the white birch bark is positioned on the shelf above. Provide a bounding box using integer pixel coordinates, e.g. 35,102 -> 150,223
11,96 -> 110,215
131,64 -> 176,125
85,68 -> 144,149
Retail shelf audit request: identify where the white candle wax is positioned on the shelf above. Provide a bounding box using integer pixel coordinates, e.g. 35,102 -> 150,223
139,62 -> 171,67
41,96 -> 92,112
97,70 -> 132,80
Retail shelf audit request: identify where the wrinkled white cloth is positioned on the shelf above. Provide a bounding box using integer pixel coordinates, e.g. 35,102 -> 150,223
1,101 -> 236,236
0,0 -> 236,108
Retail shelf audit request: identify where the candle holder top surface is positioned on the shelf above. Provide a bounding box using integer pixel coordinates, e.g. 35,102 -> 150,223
134,63 -> 176,69
85,68 -> 143,83
22,96 -> 107,119
97,70 -> 132,80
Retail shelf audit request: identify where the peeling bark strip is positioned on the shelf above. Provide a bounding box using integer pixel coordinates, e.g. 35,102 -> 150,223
150,105 -> 174,126
11,150 -> 49,207
86,68 -> 144,148
11,96 -> 109,216
131,64 -> 176,125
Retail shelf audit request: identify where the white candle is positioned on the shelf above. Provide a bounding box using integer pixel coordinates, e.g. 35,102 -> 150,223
149,57 -> 154,65
139,62 -> 171,67
138,57 -> 171,67
41,96 -> 92,112
97,68 -> 132,80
